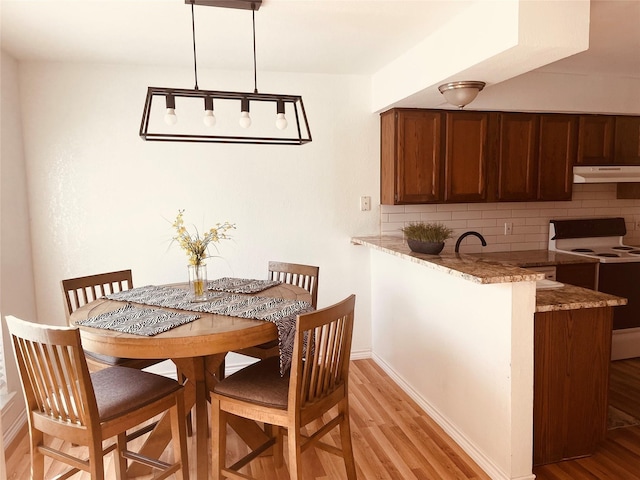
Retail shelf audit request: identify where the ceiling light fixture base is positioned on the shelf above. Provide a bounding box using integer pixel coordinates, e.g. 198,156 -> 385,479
186,0 -> 261,11
438,81 -> 486,109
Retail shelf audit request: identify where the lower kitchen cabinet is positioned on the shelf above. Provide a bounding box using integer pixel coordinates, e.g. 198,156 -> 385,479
533,307 -> 613,466
556,262 -> 597,290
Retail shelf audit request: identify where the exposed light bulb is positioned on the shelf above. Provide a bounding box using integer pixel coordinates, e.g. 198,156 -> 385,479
164,108 -> 178,125
203,110 -> 216,127
239,98 -> 251,128
239,112 -> 252,128
275,113 -> 288,130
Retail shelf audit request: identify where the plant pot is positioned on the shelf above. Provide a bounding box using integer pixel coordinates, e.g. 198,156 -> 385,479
407,239 -> 445,255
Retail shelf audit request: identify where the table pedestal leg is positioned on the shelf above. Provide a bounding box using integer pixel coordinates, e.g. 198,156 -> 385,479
126,354 -> 270,480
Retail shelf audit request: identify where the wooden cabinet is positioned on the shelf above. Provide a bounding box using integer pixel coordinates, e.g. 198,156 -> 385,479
576,115 -> 640,165
576,115 -> 615,165
493,113 -> 575,202
537,114 -> 577,201
381,108 -> 638,205
556,262 -> 597,290
533,307 -> 612,465
380,109 -> 442,204
443,111 -> 489,203
614,116 -> 640,164
495,113 -> 539,201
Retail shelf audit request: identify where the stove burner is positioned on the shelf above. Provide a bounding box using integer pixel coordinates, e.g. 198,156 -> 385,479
571,248 -> 595,253
612,246 -> 634,251
596,253 -> 620,258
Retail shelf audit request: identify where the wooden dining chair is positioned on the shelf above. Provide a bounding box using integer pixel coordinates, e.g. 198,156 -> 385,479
5,315 -> 189,480
61,270 -> 163,371
211,294 -> 357,480
233,261 -> 320,361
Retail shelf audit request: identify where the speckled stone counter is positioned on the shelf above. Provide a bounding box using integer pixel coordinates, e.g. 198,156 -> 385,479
352,235 -> 627,311
351,235 -> 543,284
535,284 -> 626,312
465,249 -> 599,268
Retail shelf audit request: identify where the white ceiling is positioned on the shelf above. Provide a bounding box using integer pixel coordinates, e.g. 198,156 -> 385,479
1,0 -> 639,78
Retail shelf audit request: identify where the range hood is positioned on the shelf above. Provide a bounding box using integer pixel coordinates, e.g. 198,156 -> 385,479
573,165 -> 640,183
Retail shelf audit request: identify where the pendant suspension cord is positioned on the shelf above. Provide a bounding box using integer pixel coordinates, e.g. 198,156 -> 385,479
191,1 -> 199,90
252,3 -> 258,94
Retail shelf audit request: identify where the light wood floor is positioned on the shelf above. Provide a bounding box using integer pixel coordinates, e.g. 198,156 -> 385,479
6,358 -> 640,479
5,359 -> 489,480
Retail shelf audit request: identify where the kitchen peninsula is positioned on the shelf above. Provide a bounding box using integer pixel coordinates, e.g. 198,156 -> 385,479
352,235 -> 626,480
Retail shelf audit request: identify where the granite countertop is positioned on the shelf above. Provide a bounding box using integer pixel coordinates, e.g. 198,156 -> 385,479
351,235 -> 543,284
465,249 -> 599,267
535,284 -> 627,312
352,235 -> 627,312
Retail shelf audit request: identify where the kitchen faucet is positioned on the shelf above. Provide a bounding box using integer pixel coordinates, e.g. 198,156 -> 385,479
455,231 -> 487,253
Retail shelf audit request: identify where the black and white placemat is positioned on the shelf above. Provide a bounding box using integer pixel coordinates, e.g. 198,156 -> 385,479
75,304 -> 200,336
104,284 -> 313,374
208,277 -> 281,294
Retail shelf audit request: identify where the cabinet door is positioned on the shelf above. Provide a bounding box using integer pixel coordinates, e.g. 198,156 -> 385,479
537,114 -> 577,201
443,112 -> 488,202
556,262 -> 597,290
533,307 -> 612,465
614,116 -> 640,165
380,109 -> 442,204
576,115 -> 614,165
496,113 -> 538,201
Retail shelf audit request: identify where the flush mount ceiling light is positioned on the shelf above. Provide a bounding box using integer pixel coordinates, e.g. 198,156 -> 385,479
438,81 -> 486,109
139,0 -> 312,145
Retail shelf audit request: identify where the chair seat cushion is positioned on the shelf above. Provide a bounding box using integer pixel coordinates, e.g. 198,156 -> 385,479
91,366 -> 182,422
213,357 -> 289,409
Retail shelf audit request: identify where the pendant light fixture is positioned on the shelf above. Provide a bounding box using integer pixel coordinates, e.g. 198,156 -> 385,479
139,0 -> 312,145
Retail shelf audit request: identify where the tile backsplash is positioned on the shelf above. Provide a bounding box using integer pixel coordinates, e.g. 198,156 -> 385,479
381,184 -> 640,254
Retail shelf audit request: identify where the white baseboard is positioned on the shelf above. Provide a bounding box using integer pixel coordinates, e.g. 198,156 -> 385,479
612,327 -> 640,360
1,392 -> 27,451
370,353 -> 535,480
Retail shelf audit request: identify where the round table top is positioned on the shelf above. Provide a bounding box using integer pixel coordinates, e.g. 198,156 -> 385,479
73,282 -> 311,359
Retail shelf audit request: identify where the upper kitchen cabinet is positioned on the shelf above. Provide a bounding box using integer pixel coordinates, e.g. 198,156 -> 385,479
537,114 -> 577,201
614,116 -> 640,164
380,109 -> 443,204
492,113 -> 575,202
494,113 -> 539,202
443,111 -> 489,203
576,115 -> 615,165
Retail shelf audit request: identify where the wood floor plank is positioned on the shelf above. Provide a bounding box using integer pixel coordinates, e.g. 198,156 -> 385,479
7,357 -> 640,479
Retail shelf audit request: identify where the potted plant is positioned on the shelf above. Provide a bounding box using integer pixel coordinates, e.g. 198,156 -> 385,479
401,222 -> 453,255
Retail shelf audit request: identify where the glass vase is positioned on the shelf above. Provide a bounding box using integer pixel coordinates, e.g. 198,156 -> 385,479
188,264 -> 208,301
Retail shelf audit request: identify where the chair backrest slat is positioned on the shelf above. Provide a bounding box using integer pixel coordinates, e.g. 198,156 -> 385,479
268,261 -> 319,309
61,270 -> 133,324
291,295 -> 355,409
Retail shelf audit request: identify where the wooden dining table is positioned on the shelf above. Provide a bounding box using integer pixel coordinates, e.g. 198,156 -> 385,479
72,281 -> 311,480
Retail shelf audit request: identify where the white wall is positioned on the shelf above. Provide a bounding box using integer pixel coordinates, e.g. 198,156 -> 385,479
15,60 -> 378,351
0,50 -> 37,447
370,250 -> 536,480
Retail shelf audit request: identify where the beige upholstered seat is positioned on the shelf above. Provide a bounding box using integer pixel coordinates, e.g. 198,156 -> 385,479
211,294 -> 357,480
61,269 -> 163,371
234,261 -> 319,361
6,315 -> 189,480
